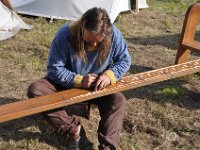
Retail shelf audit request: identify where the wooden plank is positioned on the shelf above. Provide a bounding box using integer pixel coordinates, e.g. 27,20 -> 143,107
182,40 -> 200,53
0,59 -> 200,123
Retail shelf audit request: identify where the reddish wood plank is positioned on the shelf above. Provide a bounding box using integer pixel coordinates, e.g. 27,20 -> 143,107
0,59 -> 199,123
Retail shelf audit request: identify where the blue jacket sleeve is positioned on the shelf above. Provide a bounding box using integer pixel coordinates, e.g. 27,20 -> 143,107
47,26 -> 76,88
109,25 -> 131,80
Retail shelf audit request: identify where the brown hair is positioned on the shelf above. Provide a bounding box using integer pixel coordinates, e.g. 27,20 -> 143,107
75,7 -> 112,65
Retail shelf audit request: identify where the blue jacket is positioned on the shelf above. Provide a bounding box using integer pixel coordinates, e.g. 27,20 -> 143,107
47,24 -> 131,88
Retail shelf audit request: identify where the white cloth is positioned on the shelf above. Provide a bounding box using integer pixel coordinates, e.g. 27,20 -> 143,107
10,0 -> 131,23
0,1 -> 32,41
139,0 -> 148,9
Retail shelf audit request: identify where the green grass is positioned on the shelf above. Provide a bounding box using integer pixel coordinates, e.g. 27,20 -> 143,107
25,17 -> 66,47
160,87 -> 185,97
15,55 -> 45,70
164,18 -> 174,31
0,17 -> 66,71
0,49 -> 46,70
147,0 -> 198,14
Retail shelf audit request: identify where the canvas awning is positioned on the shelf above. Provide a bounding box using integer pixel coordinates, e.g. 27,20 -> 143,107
10,0 -> 131,23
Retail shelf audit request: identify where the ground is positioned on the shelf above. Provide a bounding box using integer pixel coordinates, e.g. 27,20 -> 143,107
0,1 -> 200,150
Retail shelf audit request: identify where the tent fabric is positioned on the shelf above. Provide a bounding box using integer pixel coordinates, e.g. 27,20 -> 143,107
0,1 -> 32,41
10,0 -> 131,23
138,0 -> 148,9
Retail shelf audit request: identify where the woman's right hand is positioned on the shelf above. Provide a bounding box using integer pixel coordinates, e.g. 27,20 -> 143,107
82,73 -> 98,89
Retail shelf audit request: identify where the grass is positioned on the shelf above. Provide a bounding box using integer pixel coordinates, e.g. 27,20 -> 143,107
185,73 -> 200,80
152,106 -> 165,118
164,18 -> 174,32
120,135 -> 140,150
0,47 -> 46,70
0,139 -> 39,150
0,17 -> 66,72
15,55 -> 45,70
0,17 -> 65,56
159,87 -> 185,97
147,0 -> 198,14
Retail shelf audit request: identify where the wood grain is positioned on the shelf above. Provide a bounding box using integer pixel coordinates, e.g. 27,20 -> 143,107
0,59 -> 199,123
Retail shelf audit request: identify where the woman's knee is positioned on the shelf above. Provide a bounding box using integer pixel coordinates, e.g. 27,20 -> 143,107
27,78 -> 55,98
27,81 -> 43,98
111,93 -> 127,106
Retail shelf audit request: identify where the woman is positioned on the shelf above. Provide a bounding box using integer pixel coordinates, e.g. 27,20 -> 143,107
28,7 -> 131,150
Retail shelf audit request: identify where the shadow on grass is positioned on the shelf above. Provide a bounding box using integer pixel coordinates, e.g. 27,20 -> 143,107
126,34 -> 180,50
128,64 -> 153,74
124,81 -> 200,108
124,64 -> 200,109
126,31 -> 200,57
0,103 -> 63,149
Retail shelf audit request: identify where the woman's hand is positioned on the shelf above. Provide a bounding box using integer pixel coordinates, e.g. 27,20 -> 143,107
82,73 -> 98,89
94,74 -> 111,91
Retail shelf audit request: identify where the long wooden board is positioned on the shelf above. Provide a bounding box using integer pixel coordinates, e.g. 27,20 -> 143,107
0,59 -> 200,123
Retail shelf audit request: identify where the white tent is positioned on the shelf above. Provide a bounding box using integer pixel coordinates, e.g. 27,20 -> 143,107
10,0 -> 132,23
0,1 -> 32,41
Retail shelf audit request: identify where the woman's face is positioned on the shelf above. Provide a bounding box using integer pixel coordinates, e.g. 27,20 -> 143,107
83,29 -> 104,47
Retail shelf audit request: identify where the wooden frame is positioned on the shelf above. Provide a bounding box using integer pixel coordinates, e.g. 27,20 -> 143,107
175,3 -> 200,64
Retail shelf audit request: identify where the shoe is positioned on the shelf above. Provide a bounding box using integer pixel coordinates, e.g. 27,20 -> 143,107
66,124 -> 93,150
